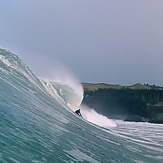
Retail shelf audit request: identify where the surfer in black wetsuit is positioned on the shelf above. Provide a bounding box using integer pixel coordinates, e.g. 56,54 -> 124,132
75,109 -> 81,116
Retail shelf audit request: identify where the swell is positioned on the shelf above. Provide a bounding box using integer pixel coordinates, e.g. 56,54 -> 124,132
0,48 -> 116,129
0,49 -> 82,110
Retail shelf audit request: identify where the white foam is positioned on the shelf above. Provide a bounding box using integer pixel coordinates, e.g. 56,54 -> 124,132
81,105 -> 117,128
0,55 -> 12,67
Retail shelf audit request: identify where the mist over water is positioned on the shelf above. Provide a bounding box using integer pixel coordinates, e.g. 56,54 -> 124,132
49,65 -> 84,109
44,63 -> 117,128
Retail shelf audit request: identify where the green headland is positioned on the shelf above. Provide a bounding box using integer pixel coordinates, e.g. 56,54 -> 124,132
82,83 -> 163,124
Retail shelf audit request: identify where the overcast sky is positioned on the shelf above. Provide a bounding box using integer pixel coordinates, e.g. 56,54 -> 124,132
0,0 -> 163,86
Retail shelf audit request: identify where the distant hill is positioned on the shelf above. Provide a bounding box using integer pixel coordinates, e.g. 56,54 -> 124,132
82,83 -> 121,91
82,82 -> 163,123
82,82 -> 163,91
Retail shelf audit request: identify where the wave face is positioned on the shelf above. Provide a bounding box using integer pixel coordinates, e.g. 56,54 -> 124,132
39,79 -> 83,111
39,79 -> 117,128
0,48 -> 163,163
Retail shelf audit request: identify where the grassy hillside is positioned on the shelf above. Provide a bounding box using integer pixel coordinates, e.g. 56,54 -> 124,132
82,83 -> 163,91
82,83 -> 121,91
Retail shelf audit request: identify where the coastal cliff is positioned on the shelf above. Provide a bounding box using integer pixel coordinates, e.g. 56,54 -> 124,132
82,83 -> 163,123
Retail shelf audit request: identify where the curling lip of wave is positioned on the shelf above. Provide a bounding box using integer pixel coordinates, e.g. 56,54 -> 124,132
0,48 -> 116,128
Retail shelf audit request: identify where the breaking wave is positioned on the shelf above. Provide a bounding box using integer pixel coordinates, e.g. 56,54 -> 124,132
0,48 -> 116,128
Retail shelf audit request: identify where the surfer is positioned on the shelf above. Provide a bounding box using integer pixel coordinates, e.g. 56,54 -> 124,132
75,109 -> 82,116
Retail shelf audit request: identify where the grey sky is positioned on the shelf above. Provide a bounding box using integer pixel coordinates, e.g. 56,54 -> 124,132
0,0 -> 163,86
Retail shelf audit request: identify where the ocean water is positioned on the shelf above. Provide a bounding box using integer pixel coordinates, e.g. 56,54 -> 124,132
0,49 -> 163,163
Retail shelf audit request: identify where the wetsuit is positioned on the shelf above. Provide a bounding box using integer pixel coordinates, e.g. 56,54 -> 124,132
75,109 -> 81,116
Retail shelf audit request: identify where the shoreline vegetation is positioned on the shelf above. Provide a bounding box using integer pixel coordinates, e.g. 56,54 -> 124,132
82,83 -> 163,124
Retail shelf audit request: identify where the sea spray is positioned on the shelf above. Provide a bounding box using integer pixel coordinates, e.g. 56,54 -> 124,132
47,64 -> 84,108
37,61 -> 116,128
40,79 -> 83,112
80,104 -> 117,128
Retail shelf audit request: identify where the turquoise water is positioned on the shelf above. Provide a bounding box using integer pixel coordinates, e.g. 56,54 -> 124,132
0,49 -> 163,163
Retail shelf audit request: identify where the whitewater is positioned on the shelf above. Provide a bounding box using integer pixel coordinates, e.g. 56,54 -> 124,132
0,49 -> 163,163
